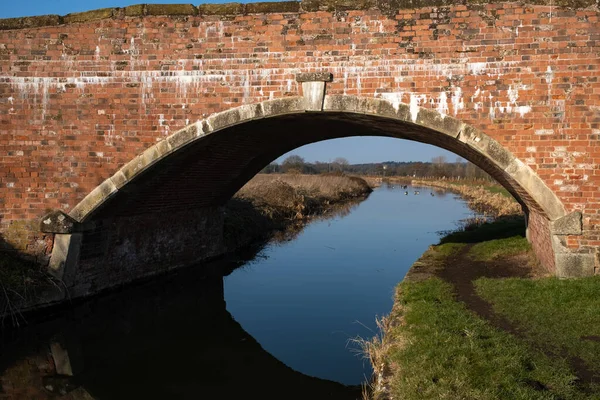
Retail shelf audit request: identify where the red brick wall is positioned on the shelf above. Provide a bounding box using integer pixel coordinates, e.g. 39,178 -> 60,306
1,2 -> 599,262
527,209 -> 555,273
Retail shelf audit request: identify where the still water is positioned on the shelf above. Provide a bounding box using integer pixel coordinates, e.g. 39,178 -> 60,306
225,183 -> 475,385
0,184 -> 475,399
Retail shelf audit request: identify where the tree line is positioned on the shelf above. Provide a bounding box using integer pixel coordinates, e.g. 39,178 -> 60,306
261,155 -> 492,180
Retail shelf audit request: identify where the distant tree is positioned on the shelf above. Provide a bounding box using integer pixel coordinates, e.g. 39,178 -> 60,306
261,162 -> 279,174
332,157 -> 349,172
281,154 -> 306,173
431,155 -> 448,177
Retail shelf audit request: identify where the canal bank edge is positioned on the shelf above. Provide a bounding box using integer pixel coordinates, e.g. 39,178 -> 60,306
364,180 -> 525,398
0,174 -> 373,324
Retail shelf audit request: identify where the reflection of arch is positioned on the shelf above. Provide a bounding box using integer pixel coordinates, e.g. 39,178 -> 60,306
1,269 -> 360,399
70,95 -> 565,223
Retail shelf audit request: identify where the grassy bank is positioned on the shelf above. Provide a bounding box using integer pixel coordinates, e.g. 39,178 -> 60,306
366,219 -> 600,399
224,173 -> 372,251
412,179 -> 522,218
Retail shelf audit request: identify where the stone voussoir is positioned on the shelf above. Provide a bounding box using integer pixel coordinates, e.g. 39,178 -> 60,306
504,159 -> 566,221
69,180 -> 118,222
167,124 -> 198,150
416,108 -> 464,138
260,96 -> 306,116
459,125 -> 515,170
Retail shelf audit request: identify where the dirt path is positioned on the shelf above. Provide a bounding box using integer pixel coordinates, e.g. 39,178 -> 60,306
436,245 -> 599,392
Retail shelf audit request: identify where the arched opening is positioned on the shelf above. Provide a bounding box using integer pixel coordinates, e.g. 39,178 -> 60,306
49,95 -> 574,293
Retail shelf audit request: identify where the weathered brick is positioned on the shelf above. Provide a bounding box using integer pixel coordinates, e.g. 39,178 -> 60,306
0,2 -> 598,278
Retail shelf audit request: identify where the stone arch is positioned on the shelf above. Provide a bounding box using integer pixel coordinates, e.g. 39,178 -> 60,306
68,95 -> 565,224
48,94 -> 587,290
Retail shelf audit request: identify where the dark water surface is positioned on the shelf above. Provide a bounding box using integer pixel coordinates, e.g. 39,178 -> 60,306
0,184 -> 474,399
225,184 -> 474,385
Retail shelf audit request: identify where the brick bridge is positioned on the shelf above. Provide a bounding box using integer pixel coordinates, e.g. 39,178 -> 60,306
1,1 -> 599,297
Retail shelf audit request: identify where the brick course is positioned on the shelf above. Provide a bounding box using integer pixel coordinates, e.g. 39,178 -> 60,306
0,1 -> 599,274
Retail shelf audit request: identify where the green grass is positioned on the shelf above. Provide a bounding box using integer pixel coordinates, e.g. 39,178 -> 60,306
469,236 -> 531,261
484,185 -> 512,198
385,278 -> 591,399
445,180 -> 512,198
475,276 -> 600,393
432,243 -> 466,259
440,217 -> 526,245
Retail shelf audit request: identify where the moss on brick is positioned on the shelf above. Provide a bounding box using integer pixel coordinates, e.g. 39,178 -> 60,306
301,0 -> 374,12
145,4 -> 199,16
3,220 -> 38,252
1,0 -> 598,31
63,8 -> 115,24
124,4 -> 145,17
198,3 -> 245,15
0,15 -> 61,31
245,1 -> 301,14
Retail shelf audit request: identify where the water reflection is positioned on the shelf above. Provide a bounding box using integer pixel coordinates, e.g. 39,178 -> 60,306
1,184 -> 474,398
0,265 -> 361,399
225,184 -> 475,384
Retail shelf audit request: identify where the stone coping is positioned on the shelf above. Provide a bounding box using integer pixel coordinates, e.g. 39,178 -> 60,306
1,0 -> 597,31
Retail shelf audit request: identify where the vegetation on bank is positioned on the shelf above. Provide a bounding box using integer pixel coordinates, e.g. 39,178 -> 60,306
0,253 -> 55,327
263,154 -> 492,181
378,278 -> 585,400
476,276 -> 600,392
223,173 -> 372,250
412,179 -> 522,218
364,217 -> 600,399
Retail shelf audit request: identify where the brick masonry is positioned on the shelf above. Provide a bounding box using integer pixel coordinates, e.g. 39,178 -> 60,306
527,209 -> 555,273
0,1 -> 599,280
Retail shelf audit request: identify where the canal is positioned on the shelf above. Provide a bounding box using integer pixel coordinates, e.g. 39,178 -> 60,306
0,183 -> 475,399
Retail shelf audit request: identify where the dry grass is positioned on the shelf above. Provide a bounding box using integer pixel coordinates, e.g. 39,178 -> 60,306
412,179 -> 522,218
349,315 -> 397,400
235,174 -> 372,219
223,174 -> 372,250
238,174 -> 371,203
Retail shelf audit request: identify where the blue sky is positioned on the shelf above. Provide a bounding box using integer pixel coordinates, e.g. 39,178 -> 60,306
2,0 -> 458,164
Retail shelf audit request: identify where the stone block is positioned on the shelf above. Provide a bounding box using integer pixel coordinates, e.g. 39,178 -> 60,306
551,211 -> 582,235
504,158 -> 565,221
246,1 -> 301,14
296,72 -> 333,82
302,81 -> 326,111
416,108 -> 464,138
40,211 -> 79,234
459,125 -> 514,169
167,124 -> 198,150
0,15 -> 61,30
198,3 -> 245,15
48,233 -> 82,286
69,181 -> 117,222
555,253 -> 595,278
145,4 -> 198,16
63,8 -> 115,24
